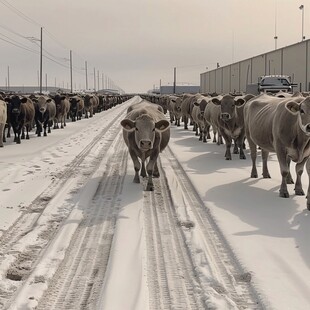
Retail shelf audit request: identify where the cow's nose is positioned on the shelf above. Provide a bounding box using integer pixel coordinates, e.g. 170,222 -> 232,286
40,108 -> 45,112
306,124 -> 310,132
140,140 -> 152,149
221,113 -> 230,120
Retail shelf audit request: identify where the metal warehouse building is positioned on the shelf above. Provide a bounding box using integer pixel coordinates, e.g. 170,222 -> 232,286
200,39 -> 310,94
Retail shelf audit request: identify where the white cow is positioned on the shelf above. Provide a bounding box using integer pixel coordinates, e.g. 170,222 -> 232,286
0,100 -> 7,147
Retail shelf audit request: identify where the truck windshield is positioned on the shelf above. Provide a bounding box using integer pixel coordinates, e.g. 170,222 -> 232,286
261,77 -> 289,86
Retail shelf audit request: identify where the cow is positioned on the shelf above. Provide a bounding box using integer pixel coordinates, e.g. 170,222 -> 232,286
0,99 -> 7,147
5,95 -> 35,144
121,99 -> 170,191
53,94 -> 70,128
244,93 -> 310,200
181,94 -> 196,130
203,95 -> 223,145
168,95 -> 182,126
191,95 -> 210,142
32,96 -> 56,136
69,95 -> 84,121
209,94 -> 246,160
83,94 -> 95,118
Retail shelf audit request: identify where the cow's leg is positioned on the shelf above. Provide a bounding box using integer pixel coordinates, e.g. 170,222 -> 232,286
21,127 -> 25,139
153,161 -> 160,177
184,116 -> 188,130
26,125 -> 30,139
140,160 -> 147,178
202,127 -> 207,143
237,136 -> 246,159
261,149 -> 271,178
286,157 -> 294,184
277,152 -> 290,198
0,124 -> 4,147
306,159 -> 310,210
294,157 -> 308,195
129,150 -> 141,183
43,121 -> 48,136
247,135 -> 258,178
146,153 -> 159,191
7,124 -> 11,138
222,133 -> 232,160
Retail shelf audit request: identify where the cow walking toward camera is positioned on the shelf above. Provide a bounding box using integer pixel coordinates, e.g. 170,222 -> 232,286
121,100 -> 170,191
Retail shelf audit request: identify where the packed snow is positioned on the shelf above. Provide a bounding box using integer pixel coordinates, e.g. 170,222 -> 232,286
0,96 -> 310,309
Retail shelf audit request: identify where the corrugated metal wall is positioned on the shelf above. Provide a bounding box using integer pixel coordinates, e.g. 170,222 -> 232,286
200,39 -> 310,93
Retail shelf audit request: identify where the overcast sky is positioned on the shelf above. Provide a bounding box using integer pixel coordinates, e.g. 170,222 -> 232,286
0,0 -> 308,93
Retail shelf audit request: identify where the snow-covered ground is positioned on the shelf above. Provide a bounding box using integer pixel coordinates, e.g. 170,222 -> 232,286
0,96 -> 310,309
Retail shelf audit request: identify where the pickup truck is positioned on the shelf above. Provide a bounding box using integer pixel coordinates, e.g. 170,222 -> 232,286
258,75 -> 295,93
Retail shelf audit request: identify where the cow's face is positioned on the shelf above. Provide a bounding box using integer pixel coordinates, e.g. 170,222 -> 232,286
213,95 -> 244,121
289,97 -> 310,135
37,96 -> 47,113
10,96 -> 22,114
121,114 -> 170,151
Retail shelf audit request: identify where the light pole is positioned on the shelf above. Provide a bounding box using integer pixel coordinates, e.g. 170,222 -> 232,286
274,0 -> 278,49
299,5 -> 305,41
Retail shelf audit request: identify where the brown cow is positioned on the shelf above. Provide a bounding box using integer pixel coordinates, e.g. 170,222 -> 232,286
53,94 -> 70,129
244,93 -> 310,201
121,99 -> 170,191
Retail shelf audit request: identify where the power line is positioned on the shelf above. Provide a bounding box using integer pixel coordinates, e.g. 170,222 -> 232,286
0,0 -> 41,27
0,33 -> 39,54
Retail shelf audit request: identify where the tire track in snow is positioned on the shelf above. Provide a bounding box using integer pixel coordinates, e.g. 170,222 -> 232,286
143,166 -> 206,309
159,145 -> 265,309
0,100 -> 133,309
35,133 -> 128,310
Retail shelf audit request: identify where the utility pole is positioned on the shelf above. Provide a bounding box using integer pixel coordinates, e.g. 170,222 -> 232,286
85,61 -> 88,90
7,66 -> 10,91
102,73 -> 104,89
93,67 -> 96,91
97,70 -> 99,91
45,73 -> 47,91
173,67 -> 176,94
70,50 -> 73,93
40,27 -> 43,94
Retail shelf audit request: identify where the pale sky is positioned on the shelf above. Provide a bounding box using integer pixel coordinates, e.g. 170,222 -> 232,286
0,0 -> 308,93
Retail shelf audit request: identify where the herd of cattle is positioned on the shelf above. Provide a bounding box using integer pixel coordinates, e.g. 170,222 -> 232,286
0,92 -> 132,146
137,91 -> 310,210
1,89 -> 310,209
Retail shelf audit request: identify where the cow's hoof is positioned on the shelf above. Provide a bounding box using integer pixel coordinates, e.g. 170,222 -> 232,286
250,174 -> 258,178
44,133 -> 47,137
279,191 -> 289,198
263,174 -> 271,178
146,185 -> 154,191
295,189 -> 305,196
240,155 -> 246,160
225,157 -> 232,160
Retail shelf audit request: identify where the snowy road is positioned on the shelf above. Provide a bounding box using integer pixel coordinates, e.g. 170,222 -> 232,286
1,95 -> 309,309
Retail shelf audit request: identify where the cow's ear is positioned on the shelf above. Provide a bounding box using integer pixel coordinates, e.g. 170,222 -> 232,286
61,96 -> 66,100
46,98 -> 52,103
21,97 -> 28,103
235,98 -> 245,106
121,119 -> 135,131
285,101 -> 300,114
211,98 -> 221,105
155,119 -> 170,132
4,97 -> 11,103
